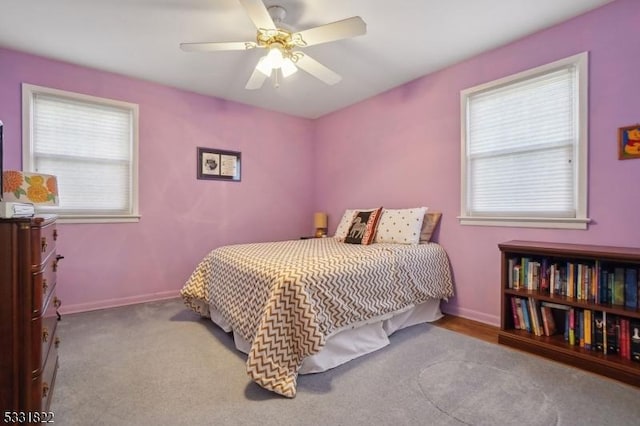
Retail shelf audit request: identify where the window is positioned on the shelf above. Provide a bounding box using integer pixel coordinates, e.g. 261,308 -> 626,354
22,84 -> 139,223
459,52 -> 589,229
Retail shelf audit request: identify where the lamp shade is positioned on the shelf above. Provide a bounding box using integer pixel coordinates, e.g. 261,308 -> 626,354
314,212 -> 328,228
2,170 -> 59,205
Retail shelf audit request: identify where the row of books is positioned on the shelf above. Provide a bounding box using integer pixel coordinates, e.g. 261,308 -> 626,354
510,297 -> 640,361
510,296 -> 557,337
507,257 -> 640,309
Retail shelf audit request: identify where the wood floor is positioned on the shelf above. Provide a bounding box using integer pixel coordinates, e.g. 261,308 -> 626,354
432,314 -> 499,345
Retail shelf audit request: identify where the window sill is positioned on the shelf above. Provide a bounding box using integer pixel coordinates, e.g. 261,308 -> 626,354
458,216 -> 590,230
55,215 -> 141,224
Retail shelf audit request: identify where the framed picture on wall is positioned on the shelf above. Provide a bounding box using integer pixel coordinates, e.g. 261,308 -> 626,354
618,123 -> 640,160
197,147 -> 241,181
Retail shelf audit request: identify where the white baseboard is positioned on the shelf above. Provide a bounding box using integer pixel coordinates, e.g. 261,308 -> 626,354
441,305 -> 500,327
59,290 -> 180,315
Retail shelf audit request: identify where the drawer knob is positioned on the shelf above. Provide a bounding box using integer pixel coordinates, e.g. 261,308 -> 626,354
55,336 -> 61,348
54,297 -> 62,309
41,237 -> 48,253
42,382 -> 49,398
42,327 -> 49,343
42,278 -> 48,293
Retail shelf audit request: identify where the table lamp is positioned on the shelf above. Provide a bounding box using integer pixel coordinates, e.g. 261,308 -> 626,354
314,212 -> 328,238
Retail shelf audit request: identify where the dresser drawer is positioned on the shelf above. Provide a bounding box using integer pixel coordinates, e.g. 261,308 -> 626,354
30,221 -> 57,267
31,288 -> 60,375
32,253 -> 57,316
31,353 -> 58,413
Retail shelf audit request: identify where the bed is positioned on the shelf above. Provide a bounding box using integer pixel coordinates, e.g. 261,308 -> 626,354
181,224 -> 454,397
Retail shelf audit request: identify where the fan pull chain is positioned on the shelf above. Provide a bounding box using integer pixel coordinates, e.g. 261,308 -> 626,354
273,69 -> 280,89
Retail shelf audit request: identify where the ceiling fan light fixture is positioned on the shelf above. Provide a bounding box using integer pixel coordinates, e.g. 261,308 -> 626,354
255,56 -> 273,77
265,45 -> 284,69
281,57 -> 297,77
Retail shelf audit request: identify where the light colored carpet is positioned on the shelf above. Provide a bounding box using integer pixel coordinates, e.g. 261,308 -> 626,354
51,298 -> 640,426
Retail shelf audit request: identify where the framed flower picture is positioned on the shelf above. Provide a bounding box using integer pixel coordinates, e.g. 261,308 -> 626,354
197,147 -> 241,181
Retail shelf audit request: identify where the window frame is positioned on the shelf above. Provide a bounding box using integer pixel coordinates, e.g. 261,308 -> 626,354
459,52 -> 590,230
22,83 -> 140,224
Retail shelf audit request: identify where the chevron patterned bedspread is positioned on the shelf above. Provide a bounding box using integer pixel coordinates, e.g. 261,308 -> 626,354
180,237 -> 454,397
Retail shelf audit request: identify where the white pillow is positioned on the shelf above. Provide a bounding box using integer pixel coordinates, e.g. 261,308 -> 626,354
334,208 -> 376,240
374,207 -> 428,245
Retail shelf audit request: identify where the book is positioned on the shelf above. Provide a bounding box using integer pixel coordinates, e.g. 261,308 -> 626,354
593,311 -> 605,352
591,263 -> 599,303
584,264 -> 592,302
540,306 -> 550,336
540,306 -> 557,336
521,258 -> 530,290
515,297 -> 525,330
521,298 -> 531,333
620,319 -> 630,360
606,314 -> 619,354
513,264 -> 522,290
568,308 -> 576,346
603,311 -> 608,354
530,262 -> 540,291
631,319 -> 640,362
510,297 -> 520,329
613,267 -> 625,306
540,258 -> 549,294
541,301 -> 571,311
584,309 -> 591,350
577,263 -> 584,301
558,265 -> 567,296
624,268 -> 638,309
508,258 -> 515,289
567,262 -> 575,298
598,269 -> 607,304
578,309 -> 584,347
531,298 -> 543,336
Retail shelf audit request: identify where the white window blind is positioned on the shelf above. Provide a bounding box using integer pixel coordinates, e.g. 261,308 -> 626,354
23,84 -> 139,221
460,52 -> 588,229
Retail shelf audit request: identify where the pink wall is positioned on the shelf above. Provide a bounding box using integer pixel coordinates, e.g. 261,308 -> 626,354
315,0 -> 640,325
0,48 -> 315,313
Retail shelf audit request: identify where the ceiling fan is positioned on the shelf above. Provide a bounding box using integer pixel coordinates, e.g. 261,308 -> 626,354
180,0 -> 366,90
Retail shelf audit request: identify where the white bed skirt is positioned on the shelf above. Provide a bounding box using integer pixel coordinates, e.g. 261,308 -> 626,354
209,299 -> 443,375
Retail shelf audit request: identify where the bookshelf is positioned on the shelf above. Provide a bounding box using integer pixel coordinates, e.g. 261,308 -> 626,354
498,240 -> 640,387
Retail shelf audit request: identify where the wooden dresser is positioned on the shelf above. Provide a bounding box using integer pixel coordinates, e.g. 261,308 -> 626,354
0,215 -> 62,417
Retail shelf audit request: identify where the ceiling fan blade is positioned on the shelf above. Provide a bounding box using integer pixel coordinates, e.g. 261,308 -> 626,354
294,53 -> 342,85
245,66 -> 268,90
180,41 -> 256,52
291,17 -> 366,47
238,0 -> 276,30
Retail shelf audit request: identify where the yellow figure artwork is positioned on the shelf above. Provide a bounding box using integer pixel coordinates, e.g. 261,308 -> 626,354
624,127 -> 640,156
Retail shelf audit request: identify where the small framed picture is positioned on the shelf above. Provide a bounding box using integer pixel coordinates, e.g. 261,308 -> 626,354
618,124 -> 640,160
197,147 -> 241,181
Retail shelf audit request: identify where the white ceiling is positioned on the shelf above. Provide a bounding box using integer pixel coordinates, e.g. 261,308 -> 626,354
0,0 -> 613,119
